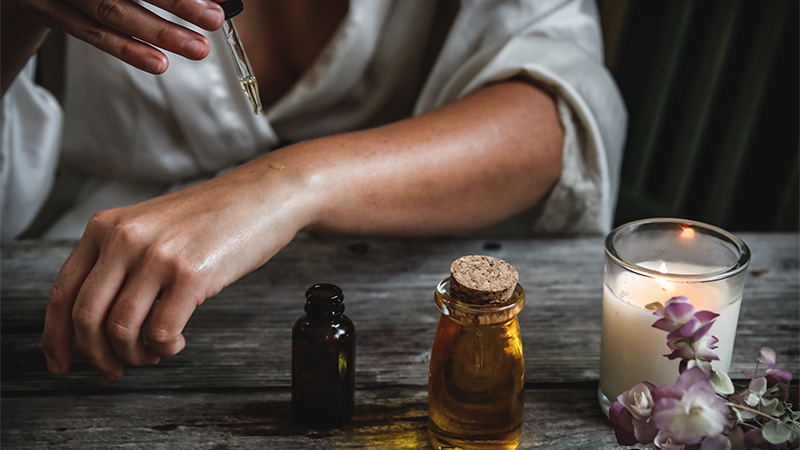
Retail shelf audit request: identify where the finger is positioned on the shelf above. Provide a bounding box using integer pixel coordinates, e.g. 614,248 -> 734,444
72,258 -> 127,380
146,285 -> 203,358
24,0 -> 169,73
43,238 -> 99,375
64,0 -> 211,61
106,273 -> 162,366
147,0 -> 224,31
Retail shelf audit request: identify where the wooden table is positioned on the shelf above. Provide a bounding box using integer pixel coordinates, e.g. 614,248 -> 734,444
2,234 -> 798,449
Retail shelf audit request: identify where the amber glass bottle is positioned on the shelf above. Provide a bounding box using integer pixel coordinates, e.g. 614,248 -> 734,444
428,258 -> 526,450
292,284 -> 355,428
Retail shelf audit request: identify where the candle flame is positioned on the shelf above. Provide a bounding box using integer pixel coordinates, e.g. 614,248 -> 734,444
657,262 -> 670,290
681,226 -> 695,239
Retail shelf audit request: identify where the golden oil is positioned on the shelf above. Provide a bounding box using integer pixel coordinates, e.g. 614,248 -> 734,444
220,5 -> 262,116
239,75 -> 262,115
428,279 -> 525,450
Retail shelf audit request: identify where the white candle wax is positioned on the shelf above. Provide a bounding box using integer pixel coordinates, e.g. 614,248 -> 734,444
599,261 -> 742,402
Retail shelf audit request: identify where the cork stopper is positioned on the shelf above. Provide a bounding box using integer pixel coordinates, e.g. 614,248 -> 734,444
449,255 -> 519,305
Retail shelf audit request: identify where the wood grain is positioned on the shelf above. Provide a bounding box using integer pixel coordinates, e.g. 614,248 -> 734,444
2,234 -> 798,448
1,387 -> 623,449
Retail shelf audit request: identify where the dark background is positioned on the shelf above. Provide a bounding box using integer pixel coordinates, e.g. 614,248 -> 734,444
600,0 -> 799,232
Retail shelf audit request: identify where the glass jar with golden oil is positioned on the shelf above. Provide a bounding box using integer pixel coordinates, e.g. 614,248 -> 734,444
428,256 -> 525,450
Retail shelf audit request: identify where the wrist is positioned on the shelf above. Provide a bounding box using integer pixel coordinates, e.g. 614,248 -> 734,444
227,146 -> 328,240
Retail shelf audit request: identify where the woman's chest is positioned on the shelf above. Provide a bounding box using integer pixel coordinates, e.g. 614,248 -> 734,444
231,0 -> 349,109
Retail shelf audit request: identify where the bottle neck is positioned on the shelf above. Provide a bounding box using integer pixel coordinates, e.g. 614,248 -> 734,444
435,278 -> 524,325
303,283 -> 345,320
304,300 -> 345,319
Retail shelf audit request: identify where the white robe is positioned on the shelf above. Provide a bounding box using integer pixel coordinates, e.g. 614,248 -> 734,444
1,0 -> 627,240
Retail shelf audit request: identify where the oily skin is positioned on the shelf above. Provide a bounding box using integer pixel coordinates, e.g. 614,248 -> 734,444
44,81 -> 563,379
3,0 -> 565,379
45,168 -> 311,376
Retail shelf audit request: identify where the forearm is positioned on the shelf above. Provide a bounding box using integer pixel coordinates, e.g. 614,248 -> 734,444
40,80 -> 564,379
246,80 -> 564,236
1,0 -> 49,95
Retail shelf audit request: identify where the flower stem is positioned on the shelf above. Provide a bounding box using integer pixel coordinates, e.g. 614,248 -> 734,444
726,402 -> 777,421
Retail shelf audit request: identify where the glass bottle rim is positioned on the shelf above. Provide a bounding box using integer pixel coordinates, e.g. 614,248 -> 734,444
305,283 -> 345,317
435,278 -> 525,317
605,218 -> 751,282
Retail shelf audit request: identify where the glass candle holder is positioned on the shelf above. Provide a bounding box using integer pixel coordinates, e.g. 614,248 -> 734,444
598,218 -> 750,415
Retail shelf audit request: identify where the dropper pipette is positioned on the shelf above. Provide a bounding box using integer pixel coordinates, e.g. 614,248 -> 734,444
219,0 -> 262,115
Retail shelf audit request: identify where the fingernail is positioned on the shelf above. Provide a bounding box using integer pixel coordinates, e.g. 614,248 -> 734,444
198,7 -> 223,30
45,354 -> 62,374
184,39 -> 207,60
145,56 -> 166,74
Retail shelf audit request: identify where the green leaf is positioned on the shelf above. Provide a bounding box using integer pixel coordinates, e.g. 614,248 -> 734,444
645,301 -> 664,311
762,421 -> 793,444
710,370 -> 735,395
768,383 -> 790,402
760,397 -> 785,417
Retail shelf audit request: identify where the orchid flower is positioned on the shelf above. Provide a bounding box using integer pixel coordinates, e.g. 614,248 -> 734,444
652,368 -> 730,445
609,297 -> 798,450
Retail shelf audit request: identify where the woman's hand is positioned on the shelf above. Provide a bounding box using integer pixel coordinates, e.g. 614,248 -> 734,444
20,0 -> 225,73
42,80 -> 563,380
42,158 -> 314,379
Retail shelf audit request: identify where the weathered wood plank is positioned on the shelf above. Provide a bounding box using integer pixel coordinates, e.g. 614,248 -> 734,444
1,235 -> 798,449
2,234 -> 798,391
1,386 -> 624,449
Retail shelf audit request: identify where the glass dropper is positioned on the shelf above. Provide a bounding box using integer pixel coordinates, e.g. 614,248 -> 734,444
219,0 -> 262,115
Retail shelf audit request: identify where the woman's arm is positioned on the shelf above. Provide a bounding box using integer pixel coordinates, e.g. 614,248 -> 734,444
295,80 -> 563,236
42,80 -> 563,379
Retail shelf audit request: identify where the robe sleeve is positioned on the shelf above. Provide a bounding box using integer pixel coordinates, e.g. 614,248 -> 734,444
415,0 -> 627,234
1,57 -> 64,240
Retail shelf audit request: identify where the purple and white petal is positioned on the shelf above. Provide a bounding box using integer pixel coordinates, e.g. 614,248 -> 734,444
693,310 -> 720,325
758,347 -> 777,366
765,369 -> 792,388
668,318 -> 702,340
652,368 -> 729,445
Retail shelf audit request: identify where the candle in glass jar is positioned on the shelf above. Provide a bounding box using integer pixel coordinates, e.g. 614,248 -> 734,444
599,260 -> 743,403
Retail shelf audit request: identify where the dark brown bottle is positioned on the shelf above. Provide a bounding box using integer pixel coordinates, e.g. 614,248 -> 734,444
291,283 -> 355,428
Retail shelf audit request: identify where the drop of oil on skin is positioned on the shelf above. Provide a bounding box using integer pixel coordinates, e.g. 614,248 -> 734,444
269,161 -> 285,171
